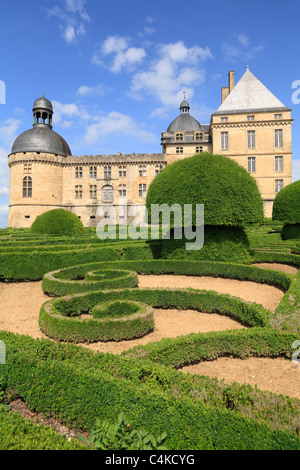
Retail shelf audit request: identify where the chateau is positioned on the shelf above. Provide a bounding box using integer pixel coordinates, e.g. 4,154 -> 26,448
8,68 -> 293,227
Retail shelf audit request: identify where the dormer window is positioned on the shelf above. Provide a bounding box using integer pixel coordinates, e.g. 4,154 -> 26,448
194,132 -> 204,141
175,132 -> 184,142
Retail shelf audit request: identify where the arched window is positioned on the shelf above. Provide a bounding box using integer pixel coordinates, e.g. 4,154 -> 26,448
176,147 -> 183,154
196,146 -> 203,153
102,185 -> 114,202
175,132 -> 184,142
23,176 -> 32,198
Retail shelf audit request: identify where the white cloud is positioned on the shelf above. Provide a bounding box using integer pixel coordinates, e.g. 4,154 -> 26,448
52,100 -> 90,127
0,118 -> 22,147
101,35 -> 129,55
130,41 -> 212,112
0,186 -> 9,195
62,24 -> 76,43
292,159 -> 300,182
222,34 -> 264,62
84,111 -> 156,146
237,33 -> 249,47
0,204 -> 9,228
159,41 -> 212,64
45,0 -> 89,44
94,35 -> 147,73
76,84 -> 105,97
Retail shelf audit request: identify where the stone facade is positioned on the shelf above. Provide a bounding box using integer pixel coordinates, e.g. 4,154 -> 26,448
8,68 -> 293,227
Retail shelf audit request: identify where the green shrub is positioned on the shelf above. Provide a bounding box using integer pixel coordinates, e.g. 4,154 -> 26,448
40,298 -> 154,343
281,223 -> 300,240
78,412 -> 167,450
92,301 -> 141,319
273,180 -> 300,224
160,225 -> 252,263
146,153 -> 264,226
30,209 -> 84,236
1,331 -> 299,450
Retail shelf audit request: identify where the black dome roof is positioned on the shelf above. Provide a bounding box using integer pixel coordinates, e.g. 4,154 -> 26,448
166,113 -> 201,133
11,125 -> 71,156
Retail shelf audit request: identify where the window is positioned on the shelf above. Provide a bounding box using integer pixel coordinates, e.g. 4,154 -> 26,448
23,163 -> 32,174
139,165 -> 147,177
23,176 -> 32,198
275,129 -> 283,148
176,147 -> 183,154
102,185 -> 113,202
119,165 -> 126,177
275,179 -> 284,193
247,115 -> 255,121
104,166 -> 111,178
275,156 -> 283,172
248,157 -> 256,173
155,164 -> 164,175
220,117 -> 228,123
274,114 -> 282,119
139,184 -> 147,198
195,132 -> 204,141
221,132 -> 228,150
247,130 -> 256,149
196,146 -> 203,153
75,185 -> 82,199
118,184 -> 126,197
175,132 -> 184,142
89,185 -> 97,199
75,166 -> 83,178
89,166 -> 97,178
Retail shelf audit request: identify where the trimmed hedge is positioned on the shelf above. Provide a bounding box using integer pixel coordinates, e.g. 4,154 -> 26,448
281,223 -> 300,240
146,153 -> 264,226
1,331 -> 299,450
272,180 -> 300,224
40,298 -> 154,343
30,209 -> 84,236
0,408 -> 85,450
0,241 -> 157,281
159,225 -> 252,264
42,259 -> 293,297
39,286 -> 273,344
43,268 -> 138,296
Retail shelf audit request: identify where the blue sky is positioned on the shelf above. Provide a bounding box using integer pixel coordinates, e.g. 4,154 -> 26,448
1,0 -> 300,227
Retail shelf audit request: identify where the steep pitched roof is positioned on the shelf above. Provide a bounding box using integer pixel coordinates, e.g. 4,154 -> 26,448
214,68 -> 290,115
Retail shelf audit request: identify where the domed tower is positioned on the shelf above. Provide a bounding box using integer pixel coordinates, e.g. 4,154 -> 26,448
161,95 -> 212,165
8,95 -> 72,227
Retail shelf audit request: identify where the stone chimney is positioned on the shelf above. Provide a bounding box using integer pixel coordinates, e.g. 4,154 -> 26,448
221,71 -> 235,103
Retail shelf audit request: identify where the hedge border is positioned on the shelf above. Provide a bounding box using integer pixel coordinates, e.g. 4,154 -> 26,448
41,259 -> 293,297
39,299 -> 154,343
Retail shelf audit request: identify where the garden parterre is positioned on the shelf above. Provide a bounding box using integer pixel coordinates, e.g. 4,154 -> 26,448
0,226 -> 300,449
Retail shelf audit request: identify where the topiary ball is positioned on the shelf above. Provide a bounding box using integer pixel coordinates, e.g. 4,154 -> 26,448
272,180 -> 300,224
146,153 -> 264,226
30,209 -> 84,235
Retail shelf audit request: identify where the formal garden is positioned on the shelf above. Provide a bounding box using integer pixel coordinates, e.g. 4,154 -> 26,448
1,154 -> 300,450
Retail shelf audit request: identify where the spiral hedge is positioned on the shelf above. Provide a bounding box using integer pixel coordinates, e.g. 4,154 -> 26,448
1,233 -> 300,449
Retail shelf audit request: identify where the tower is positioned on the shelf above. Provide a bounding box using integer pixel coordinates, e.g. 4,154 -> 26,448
8,95 -> 71,227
